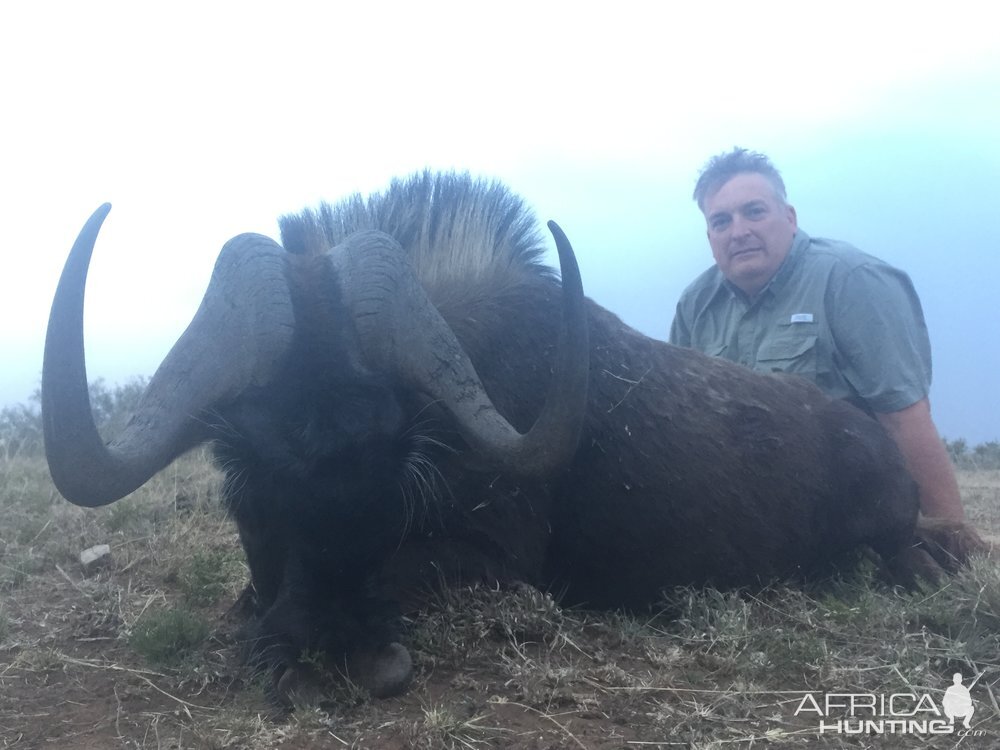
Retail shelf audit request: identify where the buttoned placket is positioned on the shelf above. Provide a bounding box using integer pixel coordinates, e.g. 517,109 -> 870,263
733,235 -> 807,369
731,289 -> 772,369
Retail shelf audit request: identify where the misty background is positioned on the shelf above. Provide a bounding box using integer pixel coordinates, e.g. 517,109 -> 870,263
1,3 -> 997,443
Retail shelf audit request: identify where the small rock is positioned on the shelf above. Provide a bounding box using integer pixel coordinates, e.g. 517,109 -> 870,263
80,544 -> 112,573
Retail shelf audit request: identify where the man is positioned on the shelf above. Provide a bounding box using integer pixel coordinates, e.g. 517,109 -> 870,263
670,148 -> 983,566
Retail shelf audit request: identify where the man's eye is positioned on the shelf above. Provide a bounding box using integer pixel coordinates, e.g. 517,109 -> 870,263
710,217 -> 730,230
745,205 -> 766,219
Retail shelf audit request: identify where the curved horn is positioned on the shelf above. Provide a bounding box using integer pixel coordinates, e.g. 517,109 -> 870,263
43,205 -> 295,507
331,222 -> 589,476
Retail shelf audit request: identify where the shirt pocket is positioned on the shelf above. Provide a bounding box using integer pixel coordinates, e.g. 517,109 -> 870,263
755,330 -> 818,377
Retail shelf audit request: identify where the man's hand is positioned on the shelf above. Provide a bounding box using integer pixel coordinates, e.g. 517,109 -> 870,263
914,516 -> 991,573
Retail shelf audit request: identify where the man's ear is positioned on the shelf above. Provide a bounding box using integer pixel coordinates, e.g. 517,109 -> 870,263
786,203 -> 798,230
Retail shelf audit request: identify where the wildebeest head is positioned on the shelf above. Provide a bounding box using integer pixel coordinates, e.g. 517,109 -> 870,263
43,177 -> 591,698
42,203 -> 589,508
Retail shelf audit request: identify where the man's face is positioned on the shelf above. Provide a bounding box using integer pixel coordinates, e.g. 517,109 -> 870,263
703,172 -> 797,297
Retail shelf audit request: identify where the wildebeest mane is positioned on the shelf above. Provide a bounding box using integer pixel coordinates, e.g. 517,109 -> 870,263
278,171 -> 557,296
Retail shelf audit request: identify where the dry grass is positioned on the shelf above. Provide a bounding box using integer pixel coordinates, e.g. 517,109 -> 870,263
1,452 -> 998,748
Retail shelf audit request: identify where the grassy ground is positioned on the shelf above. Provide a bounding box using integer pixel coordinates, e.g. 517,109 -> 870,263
1,450 -> 998,749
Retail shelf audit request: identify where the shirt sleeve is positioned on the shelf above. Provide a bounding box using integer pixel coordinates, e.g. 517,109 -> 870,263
827,262 -> 932,413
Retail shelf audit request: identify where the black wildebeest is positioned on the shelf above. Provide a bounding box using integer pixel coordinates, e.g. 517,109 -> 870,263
43,172 -> 933,699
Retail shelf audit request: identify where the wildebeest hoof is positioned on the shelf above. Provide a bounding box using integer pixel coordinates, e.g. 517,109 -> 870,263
273,642 -> 412,707
275,664 -> 324,707
346,641 -> 413,698
915,518 -> 990,573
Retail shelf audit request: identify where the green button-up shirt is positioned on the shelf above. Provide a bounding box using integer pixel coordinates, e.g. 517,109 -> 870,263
669,230 -> 931,414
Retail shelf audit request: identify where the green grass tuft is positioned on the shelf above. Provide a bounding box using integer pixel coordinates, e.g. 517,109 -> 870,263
129,606 -> 211,665
176,548 -> 245,607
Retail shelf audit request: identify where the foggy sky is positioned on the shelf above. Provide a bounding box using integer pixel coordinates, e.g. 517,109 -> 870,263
2,3 -> 998,443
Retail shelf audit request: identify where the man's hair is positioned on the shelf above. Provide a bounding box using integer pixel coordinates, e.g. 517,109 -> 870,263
693,148 -> 787,211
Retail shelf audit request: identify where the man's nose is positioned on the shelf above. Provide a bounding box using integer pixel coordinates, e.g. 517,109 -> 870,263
730,215 -> 752,238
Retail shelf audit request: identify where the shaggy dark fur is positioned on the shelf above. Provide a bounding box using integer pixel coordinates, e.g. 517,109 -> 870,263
210,172 -> 920,693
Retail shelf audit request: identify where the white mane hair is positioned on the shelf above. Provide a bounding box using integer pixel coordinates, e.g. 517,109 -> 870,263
278,171 -> 557,297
